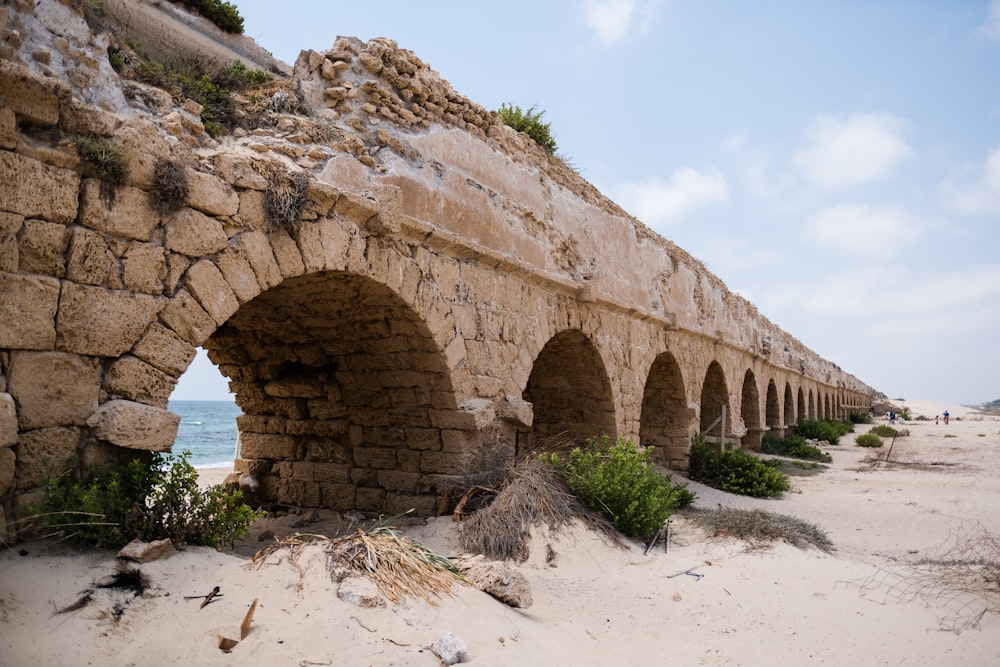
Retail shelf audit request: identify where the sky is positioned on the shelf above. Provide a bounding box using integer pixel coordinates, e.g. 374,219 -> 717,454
173,0 -> 1000,405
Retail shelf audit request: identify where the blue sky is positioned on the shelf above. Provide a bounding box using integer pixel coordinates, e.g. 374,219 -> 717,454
173,1 -> 1000,405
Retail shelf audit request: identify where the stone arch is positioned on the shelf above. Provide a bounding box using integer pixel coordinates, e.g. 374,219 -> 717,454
740,370 -> 763,449
765,379 -> 781,437
639,351 -> 689,466
824,393 -> 831,420
797,387 -> 806,422
699,361 -> 730,443
204,269 -> 465,516
783,382 -> 795,431
523,329 -> 616,446
808,389 -> 816,420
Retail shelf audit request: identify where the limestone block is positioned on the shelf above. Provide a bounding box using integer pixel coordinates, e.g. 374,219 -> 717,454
158,288 -> 217,346
269,227 -> 305,278
234,231 -> 282,289
429,398 -> 496,430
0,446 -> 14,495
377,469 -> 420,493
184,170 -> 239,217
0,272 -> 59,349
164,208 -> 228,257
366,184 -> 402,234
405,428 -> 442,451
122,243 -> 166,295
461,558 -> 533,608
66,227 -> 113,285
419,450 -> 467,475
131,323 -> 196,377
184,259 -> 240,325
337,576 -> 385,608
216,245 -> 261,303
440,429 -> 481,454
87,399 -> 180,452
78,179 -> 159,241
104,355 -> 174,406
333,190 -> 379,225
264,378 -> 326,398
18,218 -> 68,277
8,351 -> 98,429
56,284 -> 163,357
15,426 -> 81,489
0,211 -> 21,271
0,392 -> 16,447
500,394 -> 534,428
0,59 -> 68,126
236,188 -> 267,229
213,154 -> 268,190
239,432 -> 296,459
0,106 -> 15,150
118,538 -> 176,563
353,445 -> 398,470
355,486 -> 386,512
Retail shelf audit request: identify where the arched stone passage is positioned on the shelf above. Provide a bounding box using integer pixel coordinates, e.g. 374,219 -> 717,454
205,271 -> 463,516
639,351 -> 690,467
765,380 -> 781,438
797,387 -> 806,422
824,394 -> 831,420
699,361 -> 730,444
523,329 -> 616,446
808,390 -> 816,420
783,382 -> 795,433
740,370 -> 763,449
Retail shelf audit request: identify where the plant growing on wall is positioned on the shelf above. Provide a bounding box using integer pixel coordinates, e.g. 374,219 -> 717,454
498,103 -> 558,154
150,158 -> 190,212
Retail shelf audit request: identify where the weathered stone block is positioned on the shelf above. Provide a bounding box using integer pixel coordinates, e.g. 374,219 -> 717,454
185,259 -> 239,325
164,208 -> 228,257
0,392 -> 17,447
56,283 -> 163,357
239,432 -> 296,459
213,154 -> 268,190
66,227 -> 113,285
0,59 -> 68,126
158,289 -> 217,346
320,482 -> 356,510
377,469 -> 420,493
384,492 -> 438,516
18,218 -> 69,277
500,394 -> 533,428
216,245 -> 261,303
0,106 -> 16,150
122,243 -> 166,295
86,399 -> 180,451
355,486 -> 386,512
0,272 -> 59,349
265,377 -> 326,398
429,398 -> 496,430
15,426 -> 80,489
420,450 -> 467,475
0,446 -> 14,495
0,211 -> 21,271
8,351 -> 98,429
269,227 -> 305,278
234,231 -> 283,288
78,179 -> 160,240
405,428 -> 442,451
103,355 -> 174,406
185,169 -> 239,217
130,323 -> 196,377
236,188 -> 267,229
236,413 -> 287,434
440,429 -> 481,454
354,445 -> 398,469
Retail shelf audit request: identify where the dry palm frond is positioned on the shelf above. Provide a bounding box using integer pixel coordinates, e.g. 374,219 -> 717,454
690,507 -> 833,552
457,456 -> 623,561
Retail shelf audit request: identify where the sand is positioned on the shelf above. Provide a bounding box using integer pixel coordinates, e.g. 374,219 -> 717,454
2,399 -> 998,665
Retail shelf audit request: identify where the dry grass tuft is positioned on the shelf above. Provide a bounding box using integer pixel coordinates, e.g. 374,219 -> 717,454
254,161 -> 309,231
150,159 -> 189,212
456,456 -> 624,562
690,507 -> 833,552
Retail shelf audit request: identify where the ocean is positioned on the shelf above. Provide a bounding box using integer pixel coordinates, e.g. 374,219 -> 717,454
168,400 -> 241,469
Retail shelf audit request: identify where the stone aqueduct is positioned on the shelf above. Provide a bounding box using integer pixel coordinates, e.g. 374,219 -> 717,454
0,1 -> 877,541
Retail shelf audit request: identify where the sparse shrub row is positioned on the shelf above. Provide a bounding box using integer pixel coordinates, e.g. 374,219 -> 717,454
177,0 -> 245,34
34,450 -> 260,549
760,435 -> 832,463
688,435 -> 790,498
849,412 -> 873,424
794,418 -> 853,445
869,424 -> 898,438
855,433 -> 884,448
543,435 -> 695,538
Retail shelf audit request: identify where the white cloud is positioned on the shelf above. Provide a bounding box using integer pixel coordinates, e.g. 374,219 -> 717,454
940,145 -> 1000,215
613,167 -> 729,228
792,113 -> 913,189
802,202 -> 923,258
580,0 -> 660,46
979,0 -> 1000,39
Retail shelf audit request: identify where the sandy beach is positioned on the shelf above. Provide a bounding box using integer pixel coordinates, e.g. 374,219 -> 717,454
2,399 -> 998,665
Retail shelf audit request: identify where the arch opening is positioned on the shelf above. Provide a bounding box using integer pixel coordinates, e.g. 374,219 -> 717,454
740,370 -> 763,449
699,361 -> 731,445
639,351 -> 689,468
765,379 -> 781,439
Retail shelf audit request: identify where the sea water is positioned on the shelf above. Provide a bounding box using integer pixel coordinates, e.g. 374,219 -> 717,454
168,400 -> 241,468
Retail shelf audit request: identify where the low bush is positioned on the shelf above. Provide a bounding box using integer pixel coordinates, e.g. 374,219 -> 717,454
849,412 -> 873,424
177,0 -> 245,34
542,435 -> 695,538
795,418 -> 853,445
498,103 -> 558,153
150,159 -> 189,212
691,507 -> 833,551
855,433 -> 884,448
761,435 -> 832,463
34,450 -> 260,549
688,435 -> 790,498
71,134 -> 127,183
869,425 -> 898,438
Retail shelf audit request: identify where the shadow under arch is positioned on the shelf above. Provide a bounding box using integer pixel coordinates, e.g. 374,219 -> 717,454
765,378 -> 780,440
639,351 -> 689,467
205,270 -> 461,516
783,382 -> 795,433
522,329 -> 616,449
741,369 -> 762,449
699,361 -> 730,444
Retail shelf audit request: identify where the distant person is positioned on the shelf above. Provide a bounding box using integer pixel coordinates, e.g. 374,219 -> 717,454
943,410 -> 950,425
935,415 -> 939,425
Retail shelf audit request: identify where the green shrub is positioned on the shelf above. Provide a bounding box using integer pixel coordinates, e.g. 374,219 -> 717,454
34,450 -> 260,549
761,435 -> 832,463
542,435 -> 695,538
688,435 -> 790,498
849,412 -> 873,424
855,433 -> 884,448
71,134 -> 127,183
869,425 -> 898,438
794,418 -> 853,445
177,0 -> 245,34
498,103 -> 558,153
